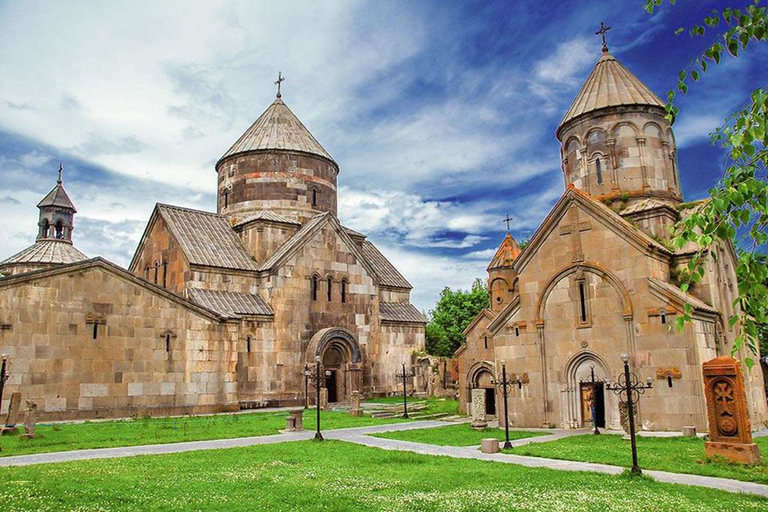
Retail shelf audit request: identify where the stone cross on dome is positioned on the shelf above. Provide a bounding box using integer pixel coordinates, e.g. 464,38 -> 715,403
274,71 -> 285,98
57,163 -> 63,184
595,21 -> 612,52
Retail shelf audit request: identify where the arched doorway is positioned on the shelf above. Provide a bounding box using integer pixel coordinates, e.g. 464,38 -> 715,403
468,363 -> 496,416
307,328 -> 363,404
564,352 -> 616,429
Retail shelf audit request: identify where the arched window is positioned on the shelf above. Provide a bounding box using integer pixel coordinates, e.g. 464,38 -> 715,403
41,219 -> 50,238
92,322 -> 99,340
144,266 -> 150,280
162,261 -> 168,288
246,335 -> 251,353
55,220 -> 64,239
595,157 -> 603,184
341,279 -> 347,303
483,336 -> 488,349
515,326 -> 520,337
153,261 -> 159,284
312,275 -> 318,301
311,189 -> 318,206
165,333 -> 171,352
327,277 -> 333,301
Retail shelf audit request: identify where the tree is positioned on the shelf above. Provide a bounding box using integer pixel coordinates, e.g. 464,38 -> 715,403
645,0 -> 768,367
425,279 -> 489,357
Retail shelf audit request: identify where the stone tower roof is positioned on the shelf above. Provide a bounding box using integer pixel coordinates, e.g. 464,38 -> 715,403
37,176 -> 76,212
487,233 -> 521,271
558,49 -> 665,134
0,240 -> 87,267
219,97 -> 336,166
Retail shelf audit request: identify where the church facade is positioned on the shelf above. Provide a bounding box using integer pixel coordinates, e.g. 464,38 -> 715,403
459,45 -> 768,431
0,91 -> 425,420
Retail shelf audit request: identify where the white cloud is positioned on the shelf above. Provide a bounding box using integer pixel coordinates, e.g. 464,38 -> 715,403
534,37 -> 593,85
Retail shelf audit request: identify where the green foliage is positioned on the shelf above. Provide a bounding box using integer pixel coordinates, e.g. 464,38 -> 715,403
518,238 -> 530,251
425,278 -> 490,356
646,0 -> 768,366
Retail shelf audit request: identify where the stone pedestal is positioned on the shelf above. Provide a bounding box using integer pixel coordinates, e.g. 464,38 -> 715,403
471,388 -> 487,429
480,438 -> 500,454
682,426 -> 696,437
289,408 -> 304,431
703,356 -> 761,465
349,390 -> 363,417
285,416 -> 296,432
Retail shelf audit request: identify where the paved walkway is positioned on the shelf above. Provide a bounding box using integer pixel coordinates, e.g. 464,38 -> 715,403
1,420 -> 766,498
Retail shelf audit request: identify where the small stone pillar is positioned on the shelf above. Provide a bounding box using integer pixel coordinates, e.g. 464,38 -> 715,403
349,390 -> 363,417
1,392 -> 22,435
471,388 -> 488,429
682,426 -> 697,437
289,408 -> 304,431
481,438 -> 500,454
320,388 -> 329,410
21,401 -> 37,439
285,416 -> 296,432
703,356 -> 760,464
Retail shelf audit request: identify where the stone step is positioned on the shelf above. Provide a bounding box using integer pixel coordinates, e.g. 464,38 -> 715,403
440,415 -> 463,422
370,411 -> 397,419
409,412 -> 450,421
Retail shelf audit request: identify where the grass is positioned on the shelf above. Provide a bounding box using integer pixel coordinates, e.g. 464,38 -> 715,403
512,433 -> 768,484
1,440 -> 765,511
0,408 -> 407,458
372,423 -> 547,446
364,396 -> 460,416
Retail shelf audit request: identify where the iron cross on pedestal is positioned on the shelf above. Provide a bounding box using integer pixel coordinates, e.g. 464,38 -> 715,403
274,71 -> 285,98
596,21 -> 611,52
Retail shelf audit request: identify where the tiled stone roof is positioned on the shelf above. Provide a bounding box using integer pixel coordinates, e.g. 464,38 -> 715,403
37,181 -> 76,211
487,233 -> 522,270
187,288 -> 273,318
362,241 -> 412,289
232,210 -> 301,228
620,199 -> 676,216
219,98 -> 336,165
380,302 -> 425,323
1,240 -> 87,266
648,277 -> 718,314
343,226 -> 366,239
560,50 -> 665,129
157,204 -> 258,271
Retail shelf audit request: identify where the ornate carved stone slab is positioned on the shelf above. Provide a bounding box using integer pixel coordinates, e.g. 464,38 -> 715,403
702,356 -> 760,464
471,388 -> 488,429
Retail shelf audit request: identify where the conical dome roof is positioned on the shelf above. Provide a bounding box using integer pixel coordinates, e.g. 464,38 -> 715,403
558,50 -> 665,135
37,177 -> 76,211
487,233 -> 521,271
219,97 -> 336,166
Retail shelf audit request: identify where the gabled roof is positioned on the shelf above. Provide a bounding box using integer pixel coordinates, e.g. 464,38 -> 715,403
232,210 -> 301,229
187,288 -> 273,318
0,240 -> 88,267
135,204 -> 259,272
462,308 -> 498,336
488,296 -> 521,335
380,302 -> 425,324
558,50 -> 665,135
362,241 -> 412,289
219,97 -> 336,166
0,257 -> 223,321
37,179 -> 76,211
514,186 -> 671,275
487,233 -> 522,271
647,277 -> 718,315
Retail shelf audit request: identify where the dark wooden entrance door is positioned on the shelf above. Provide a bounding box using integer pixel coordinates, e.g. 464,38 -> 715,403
484,388 -> 496,415
579,383 -> 605,428
326,370 -> 338,403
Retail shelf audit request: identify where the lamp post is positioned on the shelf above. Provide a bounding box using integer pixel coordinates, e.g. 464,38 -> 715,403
0,354 -> 8,414
491,360 -> 523,450
605,354 -> 654,475
308,356 -> 331,441
579,364 -> 603,435
303,362 -> 309,410
395,363 -> 413,419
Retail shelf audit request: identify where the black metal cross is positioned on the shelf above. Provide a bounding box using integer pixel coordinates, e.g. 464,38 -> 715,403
502,214 -> 513,233
274,71 -> 285,98
395,363 -> 413,419
595,21 -> 611,52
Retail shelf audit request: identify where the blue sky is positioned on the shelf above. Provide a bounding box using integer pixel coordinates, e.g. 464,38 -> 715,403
0,0 -> 765,312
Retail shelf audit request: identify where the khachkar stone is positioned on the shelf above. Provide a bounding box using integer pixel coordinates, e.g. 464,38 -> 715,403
1,392 -> 22,435
21,401 -> 37,439
349,390 -> 363,417
703,356 -> 760,464
320,388 -> 329,410
471,388 -> 488,429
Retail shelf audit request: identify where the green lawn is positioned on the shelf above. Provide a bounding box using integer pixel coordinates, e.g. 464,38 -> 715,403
364,396 -> 460,416
0,408 -> 406,458
372,423 -> 547,446
513,433 -> 768,484
1,440 -> 765,511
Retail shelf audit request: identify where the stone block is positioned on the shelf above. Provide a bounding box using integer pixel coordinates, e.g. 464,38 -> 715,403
127,383 -> 143,396
706,441 -> 761,465
44,397 -> 67,412
480,438 -> 500,454
682,426 -> 696,437
80,383 -> 109,398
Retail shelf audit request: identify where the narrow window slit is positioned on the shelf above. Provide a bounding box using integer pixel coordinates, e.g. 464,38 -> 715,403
578,282 -> 587,323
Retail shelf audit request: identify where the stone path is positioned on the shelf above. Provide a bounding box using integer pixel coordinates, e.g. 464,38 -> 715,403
1,420 -> 766,498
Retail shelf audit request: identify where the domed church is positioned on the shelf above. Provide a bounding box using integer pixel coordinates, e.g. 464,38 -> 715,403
458,38 -> 768,432
0,86 -> 425,420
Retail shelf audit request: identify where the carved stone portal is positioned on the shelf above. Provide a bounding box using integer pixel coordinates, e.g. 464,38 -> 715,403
702,356 -> 760,464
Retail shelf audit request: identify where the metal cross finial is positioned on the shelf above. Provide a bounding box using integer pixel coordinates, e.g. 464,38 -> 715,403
57,163 -> 63,184
595,21 -> 611,52
503,214 -> 513,233
274,71 -> 285,98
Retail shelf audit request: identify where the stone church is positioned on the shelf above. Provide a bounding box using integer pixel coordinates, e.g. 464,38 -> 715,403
0,89 -> 425,420
458,43 -> 768,432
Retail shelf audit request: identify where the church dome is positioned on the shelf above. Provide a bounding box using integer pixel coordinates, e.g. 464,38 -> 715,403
557,49 -> 665,138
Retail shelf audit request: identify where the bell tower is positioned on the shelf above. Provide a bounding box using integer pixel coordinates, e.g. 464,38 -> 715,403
487,232 -> 521,313
37,164 -> 77,242
556,25 -> 682,207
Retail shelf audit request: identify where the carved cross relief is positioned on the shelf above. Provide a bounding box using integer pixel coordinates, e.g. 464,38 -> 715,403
559,205 -> 591,262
